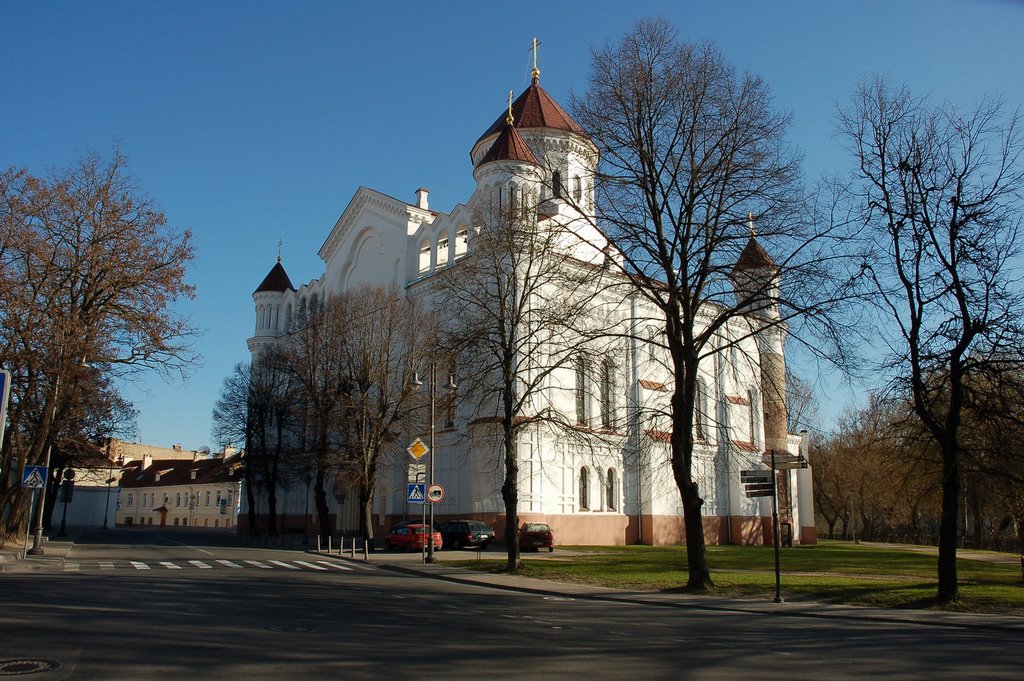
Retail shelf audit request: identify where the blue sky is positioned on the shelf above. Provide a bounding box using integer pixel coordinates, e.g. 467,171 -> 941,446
3,1 -> 1022,449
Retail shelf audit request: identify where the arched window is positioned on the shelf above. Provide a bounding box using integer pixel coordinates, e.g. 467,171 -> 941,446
695,379 -> 708,440
575,358 -> 589,425
455,226 -> 469,257
600,357 -> 615,429
579,467 -> 590,510
573,175 -> 582,202
437,233 -> 450,267
419,239 -> 431,274
606,468 -> 617,511
552,170 -> 562,199
748,388 -> 757,446
284,303 -> 292,331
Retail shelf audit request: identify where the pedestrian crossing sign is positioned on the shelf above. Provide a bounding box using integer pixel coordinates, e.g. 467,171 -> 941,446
407,483 -> 425,504
22,465 -> 47,489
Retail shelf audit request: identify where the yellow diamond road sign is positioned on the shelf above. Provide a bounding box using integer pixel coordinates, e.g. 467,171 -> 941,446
407,438 -> 429,460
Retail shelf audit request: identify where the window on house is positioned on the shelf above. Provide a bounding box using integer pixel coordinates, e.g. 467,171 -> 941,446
455,226 -> 469,257
552,170 -> 562,199
573,176 -> 582,202
579,467 -> 590,510
606,468 -> 617,511
600,357 -> 615,429
575,358 -> 589,425
205,491 -> 211,507
176,493 -> 181,508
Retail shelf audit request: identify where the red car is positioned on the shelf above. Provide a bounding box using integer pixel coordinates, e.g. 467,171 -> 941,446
519,522 -> 554,552
385,524 -> 443,552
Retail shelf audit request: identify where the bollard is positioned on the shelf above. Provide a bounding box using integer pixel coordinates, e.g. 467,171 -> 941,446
316,535 -> 321,552
363,539 -> 369,560
349,538 -> 355,558
327,535 -> 332,554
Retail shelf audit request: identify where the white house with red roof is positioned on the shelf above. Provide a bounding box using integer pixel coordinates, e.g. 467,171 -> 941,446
246,62 -> 815,548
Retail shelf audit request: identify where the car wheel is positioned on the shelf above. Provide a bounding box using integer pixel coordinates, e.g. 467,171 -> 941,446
548,547 -> 554,552
455,539 -> 463,550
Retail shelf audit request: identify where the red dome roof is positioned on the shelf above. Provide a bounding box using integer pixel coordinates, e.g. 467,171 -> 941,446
476,78 -> 587,146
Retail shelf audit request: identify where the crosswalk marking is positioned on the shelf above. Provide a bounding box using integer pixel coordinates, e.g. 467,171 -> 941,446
244,560 -> 272,569
268,560 -> 300,570
79,557 -> 371,572
317,561 -> 353,571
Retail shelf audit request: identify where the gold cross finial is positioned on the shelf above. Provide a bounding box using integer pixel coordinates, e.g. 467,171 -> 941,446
277,239 -> 283,263
748,212 -> 756,237
530,37 -> 541,83
506,90 -> 514,125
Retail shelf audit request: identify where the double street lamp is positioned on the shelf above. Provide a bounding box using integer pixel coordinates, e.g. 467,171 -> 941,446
412,360 -> 456,564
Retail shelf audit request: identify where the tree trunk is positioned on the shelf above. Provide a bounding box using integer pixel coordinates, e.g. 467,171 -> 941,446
937,438 -> 960,603
315,466 -> 330,543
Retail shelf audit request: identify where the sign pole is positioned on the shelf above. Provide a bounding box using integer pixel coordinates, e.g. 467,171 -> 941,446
771,450 -> 783,603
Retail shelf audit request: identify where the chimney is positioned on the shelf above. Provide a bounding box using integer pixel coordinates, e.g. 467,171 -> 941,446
143,454 -> 152,470
190,470 -> 197,480
415,188 -> 429,210
172,443 -> 182,452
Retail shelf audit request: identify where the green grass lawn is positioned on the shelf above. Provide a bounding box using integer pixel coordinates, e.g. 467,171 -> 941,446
452,541 -> 1024,615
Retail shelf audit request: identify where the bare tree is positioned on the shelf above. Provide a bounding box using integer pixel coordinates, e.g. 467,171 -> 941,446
213,351 -> 299,537
332,285 -> 432,544
571,18 -> 849,589
0,150 -> 197,541
436,191 -> 610,572
282,297 -> 350,543
838,78 -> 1024,602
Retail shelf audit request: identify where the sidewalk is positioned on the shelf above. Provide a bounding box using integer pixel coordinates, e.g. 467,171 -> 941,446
318,545 -> 1024,634
0,535 -> 76,573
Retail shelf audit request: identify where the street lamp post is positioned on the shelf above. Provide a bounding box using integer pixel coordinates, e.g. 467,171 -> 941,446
102,455 -> 123,530
303,471 -> 312,545
413,360 -> 456,564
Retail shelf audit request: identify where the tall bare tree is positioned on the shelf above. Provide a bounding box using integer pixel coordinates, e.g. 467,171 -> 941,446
571,18 -> 848,589
0,150 -> 196,541
213,350 -> 299,537
332,285 -> 432,544
838,78 -> 1024,602
436,194 -> 608,571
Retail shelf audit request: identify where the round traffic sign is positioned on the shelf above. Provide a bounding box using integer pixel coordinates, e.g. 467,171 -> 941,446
426,483 -> 445,503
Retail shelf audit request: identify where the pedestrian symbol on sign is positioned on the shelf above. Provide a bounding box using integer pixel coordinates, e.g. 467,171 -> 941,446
407,483 -> 426,504
22,466 -> 47,489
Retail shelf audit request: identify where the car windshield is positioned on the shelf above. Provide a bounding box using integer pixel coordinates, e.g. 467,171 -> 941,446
523,523 -> 550,532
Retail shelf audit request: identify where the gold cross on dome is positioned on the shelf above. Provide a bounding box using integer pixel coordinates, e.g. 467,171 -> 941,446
507,90 -> 514,125
530,37 -> 541,82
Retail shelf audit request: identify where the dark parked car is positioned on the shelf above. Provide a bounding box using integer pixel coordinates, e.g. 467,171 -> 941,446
519,522 -> 554,552
440,520 -> 496,550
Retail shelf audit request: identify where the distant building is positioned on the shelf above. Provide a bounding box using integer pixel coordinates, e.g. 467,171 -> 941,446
114,446 -> 243,529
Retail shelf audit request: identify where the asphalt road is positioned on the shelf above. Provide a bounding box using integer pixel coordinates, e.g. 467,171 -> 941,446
1,529 -> 1021,680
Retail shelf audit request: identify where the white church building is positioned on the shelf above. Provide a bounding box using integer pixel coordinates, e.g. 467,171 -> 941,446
246,65 -> 815,548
